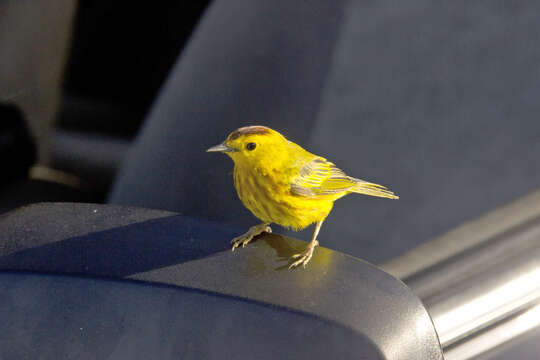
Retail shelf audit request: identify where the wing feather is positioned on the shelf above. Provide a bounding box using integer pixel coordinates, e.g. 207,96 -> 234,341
291,158 -> 357,197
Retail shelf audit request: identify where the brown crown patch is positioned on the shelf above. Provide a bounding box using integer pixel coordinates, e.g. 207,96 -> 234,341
229,126 -> 271,140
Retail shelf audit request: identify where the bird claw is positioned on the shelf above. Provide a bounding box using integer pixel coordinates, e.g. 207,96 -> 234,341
231,235 -> 253,251
231,224 -> 272,251
289,247 -> 315,269
289,240 -> 318,268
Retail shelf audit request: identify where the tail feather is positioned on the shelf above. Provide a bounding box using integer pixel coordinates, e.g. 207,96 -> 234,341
350,180 -> 399,199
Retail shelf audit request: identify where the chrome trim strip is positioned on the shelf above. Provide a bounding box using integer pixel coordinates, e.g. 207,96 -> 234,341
380,189 -> 540,359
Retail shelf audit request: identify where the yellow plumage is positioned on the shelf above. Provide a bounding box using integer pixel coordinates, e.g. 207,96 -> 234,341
207,126 -> 398,268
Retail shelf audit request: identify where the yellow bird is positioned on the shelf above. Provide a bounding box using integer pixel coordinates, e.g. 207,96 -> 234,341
207,126 -> 398,268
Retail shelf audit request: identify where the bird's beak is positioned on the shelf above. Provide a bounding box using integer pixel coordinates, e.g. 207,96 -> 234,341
206,143 -> 236,153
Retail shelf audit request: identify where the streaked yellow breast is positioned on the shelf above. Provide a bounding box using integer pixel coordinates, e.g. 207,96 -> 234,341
233,163 -> 334,230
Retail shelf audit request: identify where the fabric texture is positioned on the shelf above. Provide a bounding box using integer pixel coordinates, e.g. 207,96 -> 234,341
111,1 -> 540,263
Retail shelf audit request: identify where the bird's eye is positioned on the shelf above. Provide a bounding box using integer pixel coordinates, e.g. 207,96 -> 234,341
246,142 -> 257,151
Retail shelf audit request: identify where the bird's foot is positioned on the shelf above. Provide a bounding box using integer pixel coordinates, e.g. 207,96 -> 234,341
289,240 -> 319,269
231,223 -> 272,251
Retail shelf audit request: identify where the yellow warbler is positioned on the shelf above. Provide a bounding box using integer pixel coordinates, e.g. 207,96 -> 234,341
207,126 -> 398,268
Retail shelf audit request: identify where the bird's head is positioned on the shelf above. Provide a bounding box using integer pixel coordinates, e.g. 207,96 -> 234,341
207,126 -> 289,167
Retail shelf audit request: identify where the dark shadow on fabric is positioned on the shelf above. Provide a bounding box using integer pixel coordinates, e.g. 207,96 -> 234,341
0,215 -> 241,277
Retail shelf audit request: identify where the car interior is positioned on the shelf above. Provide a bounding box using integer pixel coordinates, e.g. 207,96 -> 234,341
2,1 -> 540,359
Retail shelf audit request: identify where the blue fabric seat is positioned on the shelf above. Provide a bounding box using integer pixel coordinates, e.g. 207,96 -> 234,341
110,1 -> 540,263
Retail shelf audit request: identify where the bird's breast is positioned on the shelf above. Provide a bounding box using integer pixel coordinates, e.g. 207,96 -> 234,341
233,165 -> 332,230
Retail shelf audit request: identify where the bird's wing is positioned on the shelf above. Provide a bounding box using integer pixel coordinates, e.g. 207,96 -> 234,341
290,157 -> 358,197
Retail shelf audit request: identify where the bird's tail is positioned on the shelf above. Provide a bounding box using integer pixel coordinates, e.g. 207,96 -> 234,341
350,180 -> 399,199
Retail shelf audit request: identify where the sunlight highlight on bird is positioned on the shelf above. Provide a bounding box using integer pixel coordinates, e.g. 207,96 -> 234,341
207,126 -> 398,268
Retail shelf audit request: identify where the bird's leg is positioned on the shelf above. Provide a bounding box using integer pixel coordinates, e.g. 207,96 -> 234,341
289,220 -> 323,269
231,223 -> 272,251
